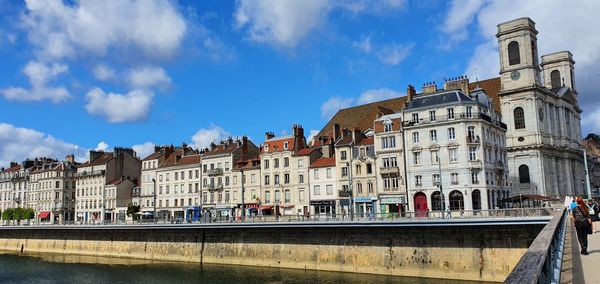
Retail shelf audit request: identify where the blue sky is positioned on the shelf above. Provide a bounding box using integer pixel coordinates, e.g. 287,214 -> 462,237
0,0 -> 599,166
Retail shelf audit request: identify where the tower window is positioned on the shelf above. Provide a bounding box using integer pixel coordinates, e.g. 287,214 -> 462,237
518,165 -> 530,184
513,107 -> 525,129
550,70 -> 561,89
508,41 -> 520,66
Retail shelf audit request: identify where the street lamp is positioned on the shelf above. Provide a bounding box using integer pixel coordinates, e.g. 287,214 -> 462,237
346,162 -> 354,221
152,178 -> 156,224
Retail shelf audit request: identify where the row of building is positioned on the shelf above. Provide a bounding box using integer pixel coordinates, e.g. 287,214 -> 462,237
0,17 -> 586,223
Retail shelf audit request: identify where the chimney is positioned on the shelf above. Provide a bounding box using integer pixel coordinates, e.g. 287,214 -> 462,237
352,128 -> 362,144
406,84 -> 416,102
210,142 -> 216,150
89,150 -> 104,162
10,162 -> 18,168
296,125 -> 305,150
265,132 -> 275,141
422,81 -> 437,94
242,136 -> 249,160
332,123 -> 341,142
65,154 -> 75,163
444,75 -> 470,94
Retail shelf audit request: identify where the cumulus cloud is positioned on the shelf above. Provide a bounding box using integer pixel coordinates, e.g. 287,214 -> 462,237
320,96 -> 354,120
338,0 -> 406,14
0,123 -> 86,168
95,141 -> 110,151
440,0 -> 485,46
132,141 -> 156,159
22,0 -> 187,60
357,88 -> 403,104
126,66 -> 172,90
352,36 -> 372,53
191,125 -> 231,149
93,64 -> 116,81
1,60 -> 69,103
377,43 -> 414,66
307,129 -> 320,144
85,87 -> 153,123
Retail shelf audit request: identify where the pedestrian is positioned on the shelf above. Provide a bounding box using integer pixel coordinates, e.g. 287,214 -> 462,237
572,197 -> 592,255
588,199 -> 599,233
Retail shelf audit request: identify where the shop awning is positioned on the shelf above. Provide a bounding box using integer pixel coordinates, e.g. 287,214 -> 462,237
259,205 -> 273,210
38,211 -> 50,219
280,204 -> 295,208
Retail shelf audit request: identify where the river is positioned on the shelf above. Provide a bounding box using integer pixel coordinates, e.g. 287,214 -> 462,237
0,252 -> 485,284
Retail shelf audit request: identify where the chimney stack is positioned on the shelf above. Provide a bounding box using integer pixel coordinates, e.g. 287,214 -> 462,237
65,154 -> 75,163
407,85 -> 416,101
422,81 -> 437,94
444,75 -> 470,94
332,123 -> 341,142
265,132 -> 275,141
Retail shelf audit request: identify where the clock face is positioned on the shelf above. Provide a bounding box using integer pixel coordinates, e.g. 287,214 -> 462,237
538,108 -> 544,121
510,70 -> 521,81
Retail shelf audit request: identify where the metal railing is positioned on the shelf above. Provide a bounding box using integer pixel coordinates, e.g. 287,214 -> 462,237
504,208 -> 567,284
0,208 -> 559,227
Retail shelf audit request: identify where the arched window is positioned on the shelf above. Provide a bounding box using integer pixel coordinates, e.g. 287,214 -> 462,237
472,189 -> 481,210
449,190 -> 464,211
531,40 -> 537,65
356,183 -> 363,194
519,165 -> 530,183
431,191 -> 442,211
514,107 -> 525,129
508,41 -> 520,66
550,70 -> 561,89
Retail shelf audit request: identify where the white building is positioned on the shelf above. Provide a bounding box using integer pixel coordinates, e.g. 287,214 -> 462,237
496,17 -> 584,197
308,157 -> 338,216
402,80 -> 509,214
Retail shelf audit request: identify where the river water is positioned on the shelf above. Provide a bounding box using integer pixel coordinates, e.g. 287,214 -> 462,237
0,252 -> 483,284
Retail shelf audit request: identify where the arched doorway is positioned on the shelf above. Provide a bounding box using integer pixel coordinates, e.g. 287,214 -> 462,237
472,189 -> 481,211
431,191 -> 442,211
449,190 -> 464,211
414,192 -> 428,217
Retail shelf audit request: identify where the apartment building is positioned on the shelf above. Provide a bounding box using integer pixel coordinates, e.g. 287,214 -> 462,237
104,177 -> 137,222
0,163 -> 22,212
28,155 -> 78,223
75,148 -> 140,223
201,136 -> 259,219
308,157 -> 337,216
231,158 -> 261,218
402,79 -> 509,215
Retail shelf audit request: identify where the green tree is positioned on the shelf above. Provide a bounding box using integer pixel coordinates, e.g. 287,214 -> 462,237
12,208 -> 23,221
22,208 -> 35,220
2,208 -> 14,221
127,203 -> 141,220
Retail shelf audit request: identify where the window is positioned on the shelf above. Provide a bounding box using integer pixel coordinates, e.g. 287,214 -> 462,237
285,190 -> 291,203
251,174 -> 256,184
451,173 -> 459,185
412,132 -> 419,143
274,158 -> 279,168
274,174 -> 280,185
381,136 -> 396,149
203,165 -> 207,173
298,159 -> 304,168
264,159 -> 269,169
432,174 -> 440,186
431,150 -> 439,164
469,147 -> 477,161
429,110 -> 436,122
355,164 -> 361,175
225,176 -> 230,186
175,172 -> 178,180
299,174 -> 304,184
430,130 -> 437,142
225,162 -> 230,171
341,151 -> 347,160
284,142 -> 289,150
415,175 -> 422,186
467,126 -> 475,139
366,163 -> 372,174
299,190 -> 305,201
449,190 -> 465,210
448,128 -> 456,140
508,41 -> 520,66
313,185 -> 320,195
195,170 -> 199,178
449,148 -> 457,162
412,113 -> 419,123
284,157 -> 289,167
264,175 -> 270,185
466,106 -> 472,118
471,172 -> 479,184
326,185 -> 333,195
413,152 -> 421,165
384,121 -> 392,132
341,167 -> 348,177
314,169 -> 319,179
356,183 -> 363,194
284,174 -> 290,184
275,190 -> 281,202
188,171 -> 192,179
514,107 -> 525,129
265,191 -> 271,203
447,108 -> 455,120
189,184 -> 193,193
519,165 -> 530,183
431,191 -> 442,211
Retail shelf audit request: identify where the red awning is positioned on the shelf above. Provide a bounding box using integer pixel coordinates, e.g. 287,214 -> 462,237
259,205 -> 273,210
38,211 -> 50,219
280,204 -> 295,208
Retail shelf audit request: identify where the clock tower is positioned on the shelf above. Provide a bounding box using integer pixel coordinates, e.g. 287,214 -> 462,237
497,17 -> 541,91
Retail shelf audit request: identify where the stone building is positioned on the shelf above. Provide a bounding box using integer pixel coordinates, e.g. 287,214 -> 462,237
231,157 -> 262,218
0,163 -> 23,213
496,18 -> 584,197
103,177 -> 137,222
308,157 -> 338,217
75,148 -> 140,223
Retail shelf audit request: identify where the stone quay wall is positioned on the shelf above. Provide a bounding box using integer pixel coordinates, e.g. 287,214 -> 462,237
0,222 -> 544,282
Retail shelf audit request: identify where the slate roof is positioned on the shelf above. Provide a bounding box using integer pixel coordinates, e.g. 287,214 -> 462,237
404,90 -> 476,110
79,153 -> 113,167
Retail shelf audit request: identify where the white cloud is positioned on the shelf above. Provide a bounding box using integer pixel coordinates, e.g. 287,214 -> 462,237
132,142 -> 155,159
583,105 -> 600,133
93,64 -> 116,81
0,123 -> 86,168
22,0 -> 187,60
307,129 -> 320,143
320,96 -> 354,120
1,60 -> 69,103
85,87 -> 153,123
234,0 -> 331,48
377,42 -> 414,66
441,0 -> 485,46
126,66 -> 171,90
95,141 -> 109,151
352,36 -> 372,53
191,125 -> 231,149
357,88 -> 403,104
337,0 -> 406,14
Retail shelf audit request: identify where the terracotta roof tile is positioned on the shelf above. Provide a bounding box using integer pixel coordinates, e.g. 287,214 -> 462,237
3,164 -> 22,172
469,77 -> 501,113
262,137 -> 295,154
160,150 -> 201,168
293,148 -> 317,156
357,136 -> 374,146
79,153 -> 114,168
310,157 -> 336,168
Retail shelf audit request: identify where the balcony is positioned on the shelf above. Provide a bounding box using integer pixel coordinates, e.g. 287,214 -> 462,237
338,189 -> 352,198
379,167 -> 400,176
402,112 -> 497,127
77,170 -> 105,177
207,168 -> 223,177
466,135 -> 480,144
207,183 -> 223,192
468,160 -> 483,169
495,160 -> 505,170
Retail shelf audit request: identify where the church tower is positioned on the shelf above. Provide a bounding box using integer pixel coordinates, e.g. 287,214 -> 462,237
496,17 -> 584,199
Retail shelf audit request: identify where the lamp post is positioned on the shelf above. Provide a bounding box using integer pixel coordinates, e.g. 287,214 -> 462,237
437,154 -> 445,218
346,162 -> 354,221
241,166 -> 245,222
152,178 -> 156,224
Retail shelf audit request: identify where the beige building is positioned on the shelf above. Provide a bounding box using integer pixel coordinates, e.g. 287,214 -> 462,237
28,156 -> 78,223
75,148 -> 140,223
231,158 -> 261,218
0,163 -> 23,213
104,177 -> 137,223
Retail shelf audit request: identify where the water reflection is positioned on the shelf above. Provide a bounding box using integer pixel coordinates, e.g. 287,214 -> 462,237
0,252 -> 488,284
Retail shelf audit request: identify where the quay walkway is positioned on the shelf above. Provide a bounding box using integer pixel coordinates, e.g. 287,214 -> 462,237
576,228 -> 600,283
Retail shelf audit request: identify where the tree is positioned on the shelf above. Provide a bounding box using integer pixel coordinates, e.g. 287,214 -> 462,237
22,208 -> 35,220
2,208 -> 14,221
127,203 -> 141,220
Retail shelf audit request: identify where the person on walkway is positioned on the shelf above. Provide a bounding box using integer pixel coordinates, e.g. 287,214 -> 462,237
588,199 -> 599,233
572,197 -> 592,255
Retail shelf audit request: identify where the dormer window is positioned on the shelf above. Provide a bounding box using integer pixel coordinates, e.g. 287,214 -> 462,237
264,145 -> 269,152
284,142 -> 288,150
383,120 -> 392,132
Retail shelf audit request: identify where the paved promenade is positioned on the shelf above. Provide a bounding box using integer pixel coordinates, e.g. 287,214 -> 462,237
581,230 -> 600,283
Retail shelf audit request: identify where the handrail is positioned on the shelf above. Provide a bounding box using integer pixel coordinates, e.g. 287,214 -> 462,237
504,207 -> 567,284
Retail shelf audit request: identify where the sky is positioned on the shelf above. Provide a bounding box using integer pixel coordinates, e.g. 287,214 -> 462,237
0,0 -> 599,167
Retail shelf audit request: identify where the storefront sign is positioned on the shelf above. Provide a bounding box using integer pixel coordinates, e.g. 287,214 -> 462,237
354,197 -> 375,203
380,195 -> 406,204
310,200 -> 335,206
